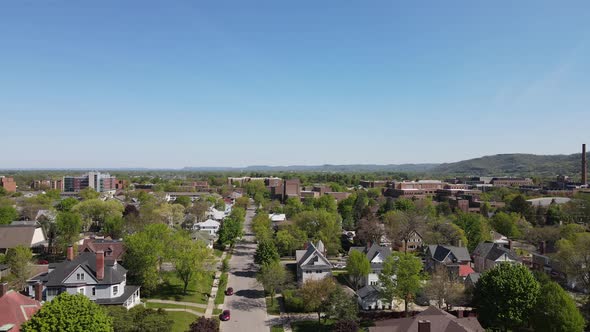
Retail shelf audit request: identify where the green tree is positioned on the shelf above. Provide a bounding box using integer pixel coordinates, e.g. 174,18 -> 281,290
384,210 -> 426,253
474,263 -> 540,330
508,195 -> 533,221
453,213 -> 491,252
187,317 -> 219,332
545,202 -> 562,226
256,261 -> 287,306
252,213 -> 272,242
173,196 -> 192,208
72,199 -> 124,230
531,281 -> 585,332
325,287 -> 358,322
284,197 -> 304,218
254,239 -> 280,266
217,211 -> 244,247
79,187 -> 100,200
173,235 -> 213,294
423,219 -> 467,247
559,223 -> 585,241
314,195 -> 337,213
346,250 -> 370,290
55,197 -> 80,212
300,278 -> 337,323
103,215 -> 125,239
6,245 -> 32,290
275,226 -> 306,257
56,211 -> 83,250
338,194 -> 356,229
379,252 -> 423,314
490,212 -> 521,238
293,210 -> 342,255
0,206 -> 18,225
555,233 -> 590,291
188,200 -> 209,223
394,198 -> 415,211
234,196 -> 250,210
423,265 -> 465,309
21,293 -> 113,332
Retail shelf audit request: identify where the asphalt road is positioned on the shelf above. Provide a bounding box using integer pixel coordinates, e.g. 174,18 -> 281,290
221,207 -> 270,332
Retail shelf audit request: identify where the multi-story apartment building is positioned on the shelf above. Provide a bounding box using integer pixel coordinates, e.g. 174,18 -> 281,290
0,176 -> 16,193
62,172 -> 117,193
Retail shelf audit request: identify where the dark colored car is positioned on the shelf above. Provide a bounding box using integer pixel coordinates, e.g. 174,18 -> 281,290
219,310 -> 230,321
38,259 -> 49,265
225,287 -> 234,296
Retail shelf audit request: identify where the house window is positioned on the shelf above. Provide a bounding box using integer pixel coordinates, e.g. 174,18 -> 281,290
78,288 -> 85,295
113,285 -> 119,296
316,270 -> 322,273
77,273 -> 85,281
92,287 -> 96,296
47,288 -> 59,296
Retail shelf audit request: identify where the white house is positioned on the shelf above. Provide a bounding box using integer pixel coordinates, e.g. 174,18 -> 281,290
208,207 -> 226,221
27,248 -> 140,309
0,225 -> 47,254
193,219 -> 221,235
295,241 -> 332,286
348,244 -> 394,310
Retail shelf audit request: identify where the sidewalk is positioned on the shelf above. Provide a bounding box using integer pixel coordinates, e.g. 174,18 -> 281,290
146,299 -> 207,309
205,251 -> 227,318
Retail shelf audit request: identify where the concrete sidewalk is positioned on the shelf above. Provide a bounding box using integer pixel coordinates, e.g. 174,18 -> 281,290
205,251 -> 228,318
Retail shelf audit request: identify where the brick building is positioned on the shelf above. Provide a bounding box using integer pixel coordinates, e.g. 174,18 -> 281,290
0,176 -> 16,193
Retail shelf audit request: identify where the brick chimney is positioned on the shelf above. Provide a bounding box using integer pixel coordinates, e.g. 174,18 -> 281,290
34,282 -> 43,301
67,245 -> 74,261
96,251 -> 104,280
0,282 -> 7,298
583,144 -> 587,185
457,310 -> 464,318
539,241 -> 546,255
418,320 -> 431,332
508,240 -> 513,250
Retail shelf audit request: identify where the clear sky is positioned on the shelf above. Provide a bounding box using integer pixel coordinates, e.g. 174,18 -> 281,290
1,1 -> 589,168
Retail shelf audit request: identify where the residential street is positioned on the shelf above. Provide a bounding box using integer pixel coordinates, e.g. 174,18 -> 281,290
221,207 -> 270,332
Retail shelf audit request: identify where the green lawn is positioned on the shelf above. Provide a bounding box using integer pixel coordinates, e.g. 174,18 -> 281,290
291,320 -> 335,332
213,308 -> 222,315
265,296 -> 281,315
146,302 -> 206,313
167,311 -> 197,332
146,271 -> 214,304
271,325 -> 285,332
215,272 -> 229,305
214,249 -> 224,258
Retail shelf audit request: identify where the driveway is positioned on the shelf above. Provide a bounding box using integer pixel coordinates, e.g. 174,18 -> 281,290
221,207 -> 269,332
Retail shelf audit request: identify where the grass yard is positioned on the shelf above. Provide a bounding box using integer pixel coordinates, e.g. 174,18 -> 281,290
291,320 -> 335,332
146,302 -> 206,313
167,311 -> 197,332
271,325 -> 285,332
213,308 -> 222,315
265,296 -> 281,315
214,249 -> 224,258
146,271 -> 214,304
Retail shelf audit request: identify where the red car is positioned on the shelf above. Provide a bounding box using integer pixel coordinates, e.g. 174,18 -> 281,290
219,310 -> 230,321
225,287 -> 234,296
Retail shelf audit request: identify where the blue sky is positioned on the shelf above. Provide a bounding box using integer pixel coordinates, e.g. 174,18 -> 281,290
1,1 -> 589,168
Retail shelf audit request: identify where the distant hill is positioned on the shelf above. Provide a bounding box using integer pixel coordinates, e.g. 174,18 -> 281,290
431,153 -> 587,177
182,164 -> 438,173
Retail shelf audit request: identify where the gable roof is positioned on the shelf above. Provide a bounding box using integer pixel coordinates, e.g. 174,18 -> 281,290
428,245 -> 471,263
370,306 -> 484,332
459,265 -> 475,277
357,285 -> 387,302
79,238 -> 125,261
0,290 -> 42,331
296,242 -> 332,270
195,219 -> 221,227
0,225 -> 45,249
350,244 -> 392,269
44,252 -> 126,287
473,242 -> 519,262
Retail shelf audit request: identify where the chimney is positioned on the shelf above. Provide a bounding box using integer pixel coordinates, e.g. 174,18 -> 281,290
418,320 -> 431,332
457,310 -> 464,318
539,241 -> 546,255
583,144 -> 587,185
96,251 -> 104,280
67,245 -> 74,261
508,240 -> 513,250
34,282 -> 43,301
0,282 -> 7,298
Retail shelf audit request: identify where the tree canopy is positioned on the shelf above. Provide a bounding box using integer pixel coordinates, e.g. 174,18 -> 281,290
379,252 -> 423,314
346,250 -> 370,290
531,281 -> 585,332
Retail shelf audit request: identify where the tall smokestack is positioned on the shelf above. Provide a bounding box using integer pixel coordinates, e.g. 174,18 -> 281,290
583,144 -> 587,185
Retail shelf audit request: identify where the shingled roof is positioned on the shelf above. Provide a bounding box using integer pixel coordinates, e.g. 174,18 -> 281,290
79,238 -> 125,262
472,242 -> 519,262
349,244 -> 392,269
43,252 -> 126,287
0,289 -> 41,331
370,306 -> 484,332
428,245 -> 471,263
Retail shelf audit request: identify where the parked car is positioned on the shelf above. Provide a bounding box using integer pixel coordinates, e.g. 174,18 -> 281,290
219,310 -> 231,321
225,287 -> 234,296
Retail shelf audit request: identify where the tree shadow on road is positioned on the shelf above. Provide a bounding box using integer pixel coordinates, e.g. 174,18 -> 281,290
235,289 -> 265,299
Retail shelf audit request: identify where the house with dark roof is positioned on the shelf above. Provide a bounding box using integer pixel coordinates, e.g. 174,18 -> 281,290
369,306 -> 484,332
0,225 -> 47,254
27,247 -> 140,309
426,245 -> 472,279
295,241 -> 332,286
393,230 -> 424,253
0,283 -> 42,332
349,243 -> 392,287
356,284 -> 392,310
79,238 -> 125,262
472,242 -> 520,273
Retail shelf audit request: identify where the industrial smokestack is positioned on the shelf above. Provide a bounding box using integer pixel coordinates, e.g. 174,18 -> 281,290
583,144 -> 587,185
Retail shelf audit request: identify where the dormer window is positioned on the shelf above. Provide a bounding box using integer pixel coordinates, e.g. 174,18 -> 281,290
77,273 -> 85,280
113,285 -> 119,296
